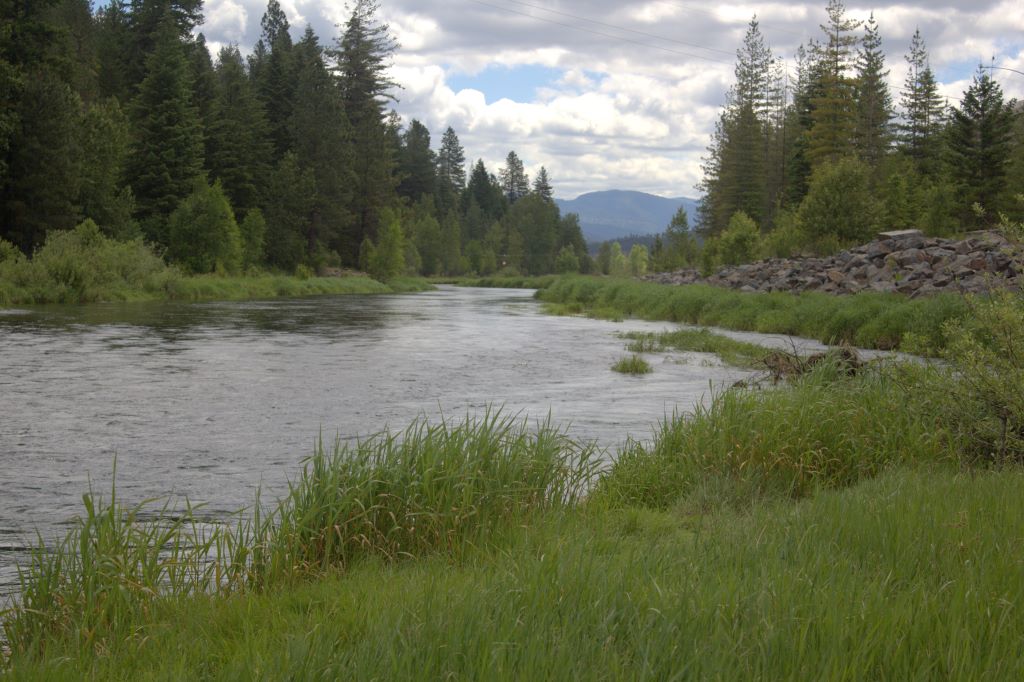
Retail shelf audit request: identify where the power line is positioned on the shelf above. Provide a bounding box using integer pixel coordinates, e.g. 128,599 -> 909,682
465,0 -> 733,65
650,0 -> 808,39
498,0 -> 735,57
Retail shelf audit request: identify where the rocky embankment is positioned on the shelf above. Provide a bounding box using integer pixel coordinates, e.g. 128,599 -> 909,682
645,230 -> 1024,297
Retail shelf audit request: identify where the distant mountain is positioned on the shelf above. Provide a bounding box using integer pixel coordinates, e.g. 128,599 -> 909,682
555,190 -> 700,244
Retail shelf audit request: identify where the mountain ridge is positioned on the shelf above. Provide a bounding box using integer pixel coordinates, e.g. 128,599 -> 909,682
554,190 -> 700,243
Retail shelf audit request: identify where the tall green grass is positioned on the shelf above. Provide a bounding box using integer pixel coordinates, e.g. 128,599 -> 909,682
611,354 -> 652,374
7,469 -> 1024,679
539,276 -> 969,352
1,413 -> 600,660
594,362 -> 952,509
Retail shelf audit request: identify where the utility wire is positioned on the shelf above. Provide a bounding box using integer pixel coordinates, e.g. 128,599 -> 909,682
651,0 -> 808,39
465,0 -> 733,65
497,0 -> 735,57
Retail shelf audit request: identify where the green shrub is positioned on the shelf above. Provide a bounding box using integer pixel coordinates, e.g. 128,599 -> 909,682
718,211 -> 761,265
0,220 -> 177,304
238,208 -> 267,269
799,157 -> 883,252
166,181 -> 243,274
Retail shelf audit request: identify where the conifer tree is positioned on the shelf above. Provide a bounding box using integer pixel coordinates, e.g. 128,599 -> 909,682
290,26 -> 353,259
533,167 -> 554,202
806,0 -> 861,166
499,151 -> 530,203
125,13 -> 204,244
947,69 -> 1016,226
264,152 -> 314,270
250,1 -> 295,160
853,13 -> 893,169
397,119 -> 436,202
332,0 -> 398,256
95,0 -> 132,101
898,29 -> 946,174
207,45 -> 272,217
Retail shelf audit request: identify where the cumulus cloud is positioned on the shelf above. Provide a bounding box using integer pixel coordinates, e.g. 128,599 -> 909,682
198,0 -> 1024,198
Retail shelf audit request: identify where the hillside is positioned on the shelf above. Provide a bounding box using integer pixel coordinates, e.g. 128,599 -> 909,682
555,190 -> 699,243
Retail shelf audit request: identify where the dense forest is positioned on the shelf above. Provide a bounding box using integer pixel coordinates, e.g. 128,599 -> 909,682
682,0 -> 1024,274
0,0 -> 591,280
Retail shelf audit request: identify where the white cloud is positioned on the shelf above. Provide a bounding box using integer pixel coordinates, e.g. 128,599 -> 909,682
200,0 -> 1024,199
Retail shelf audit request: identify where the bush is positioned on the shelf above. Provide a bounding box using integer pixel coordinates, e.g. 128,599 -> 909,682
0,220 -> 177,304
554,245 -> 580,274
166,181 -> 243,274
799,157 -> 883,252
718,211 -> 761,265
761,209 -> 806,258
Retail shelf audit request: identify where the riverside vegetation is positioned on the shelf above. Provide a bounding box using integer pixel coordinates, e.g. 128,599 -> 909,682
0,220 -> 430,306
4,293 -> 1024,678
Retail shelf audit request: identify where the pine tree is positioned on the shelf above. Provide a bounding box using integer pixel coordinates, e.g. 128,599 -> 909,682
125,13 -> 204,244
898,29 -> 946,174
332,0 -> 398,258
290,26 -> 353,260
806,0 -> 861,166
250,0 -> 295,160
1,73 -> 83,252
79,99 -> 137,238
126,0 -> 204,89
95,0 -> 132,101
397,119 -> 436,202
947,69 -> 1016,226
499,151 -> 530,203
207,45 -> 272,217
264,152 -> 314,270
533,167 -> 554,202
464,159 -> 506,226
436,127 -> 466,190
853,13 -> 893,169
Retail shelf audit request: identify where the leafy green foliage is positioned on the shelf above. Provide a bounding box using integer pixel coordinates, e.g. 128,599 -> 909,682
799,157 -> 881,250
166,181 -> 242,274
367,210 -> 405,281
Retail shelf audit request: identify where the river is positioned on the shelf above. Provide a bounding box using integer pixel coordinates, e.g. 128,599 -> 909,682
0,285 -> 767,596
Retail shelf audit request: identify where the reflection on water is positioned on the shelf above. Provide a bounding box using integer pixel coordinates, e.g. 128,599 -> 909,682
0,286 -> 758,595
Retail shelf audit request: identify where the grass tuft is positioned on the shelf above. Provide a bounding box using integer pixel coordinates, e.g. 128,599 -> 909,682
612,354 -> 652,374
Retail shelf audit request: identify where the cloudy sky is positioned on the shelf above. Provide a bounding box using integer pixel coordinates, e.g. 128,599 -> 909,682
198,0 -> 1024,199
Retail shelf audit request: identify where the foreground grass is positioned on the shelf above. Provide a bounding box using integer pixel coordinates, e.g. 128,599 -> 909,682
540,276 -> 970,352
6,468 -> 1023,680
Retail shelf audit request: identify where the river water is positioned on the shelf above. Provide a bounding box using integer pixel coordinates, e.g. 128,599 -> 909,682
0,285 -> 769,596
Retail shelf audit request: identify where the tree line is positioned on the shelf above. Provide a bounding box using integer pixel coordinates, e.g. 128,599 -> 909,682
685,0 -> 1024,272
0,0 -> 591,279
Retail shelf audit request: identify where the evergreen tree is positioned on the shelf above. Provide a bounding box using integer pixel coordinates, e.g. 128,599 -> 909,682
1,74 -> 82,252
397,119 -> 436,202
250,0 -> 295,160
533,166 -> 554,201
806,0 -> 861,166
190,34 -> 217,157
435,127 -> 465,217
504,193 -> 558,274
290,26 -> 354,260
264,152 -> 314,270
464,159 -> 506,226
499,151 -> 530,203
124,13 -> 204,244
207,45 -> 272,218
95,0 -> 133,101
853,13 -> 893,169
898,29 -> 946,174
947,69 -> 1016,226
332,0 -> 398,257
79,99 -> 137,238
126,0 -> 204,88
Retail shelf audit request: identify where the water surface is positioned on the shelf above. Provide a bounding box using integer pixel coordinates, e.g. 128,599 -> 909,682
1,286 -> 758,594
